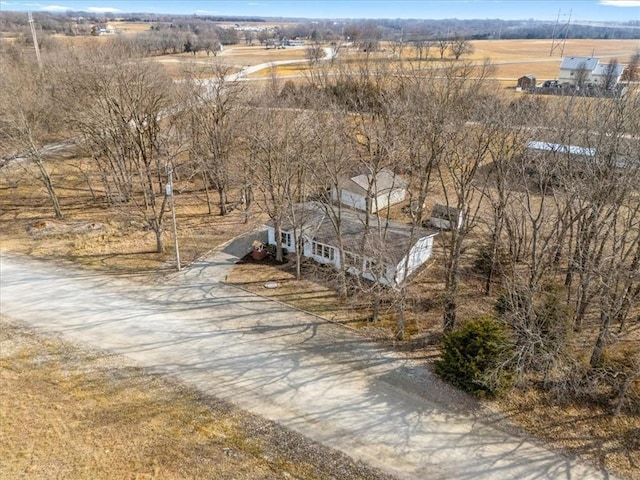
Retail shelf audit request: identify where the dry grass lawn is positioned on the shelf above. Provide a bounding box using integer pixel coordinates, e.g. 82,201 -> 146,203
0,153 -> 264,275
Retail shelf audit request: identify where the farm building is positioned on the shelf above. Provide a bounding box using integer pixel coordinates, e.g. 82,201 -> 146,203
590,62 -> 626,88
429,204 -> 463,230
265,202 -> 437,287
517,74 -> 536,89
527,140 -> 631,170
558,56 -> 625,88
331,169 -> 408,214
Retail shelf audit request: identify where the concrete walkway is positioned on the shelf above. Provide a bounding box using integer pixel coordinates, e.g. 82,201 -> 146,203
0,252 -> 612,480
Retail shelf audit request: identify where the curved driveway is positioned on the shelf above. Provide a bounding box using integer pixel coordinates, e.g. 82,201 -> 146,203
0,252 -> 612,480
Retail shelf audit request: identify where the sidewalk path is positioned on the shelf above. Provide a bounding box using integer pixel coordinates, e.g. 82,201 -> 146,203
0,253 -> 612,480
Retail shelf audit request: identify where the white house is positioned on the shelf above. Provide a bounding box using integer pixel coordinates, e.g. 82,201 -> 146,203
590,62 -> 625,88
266,202 -> 437,287
331,169 -> 408,214
558,56 -> 625,88
558,56 -> 599,85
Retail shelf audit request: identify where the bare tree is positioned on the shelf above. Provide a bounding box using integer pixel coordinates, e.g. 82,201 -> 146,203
602,59 -> 619,91
244,109 -> 313,263
437,39 -> 449,59
0,50 -> 63,219
183,62 -> 245,216
412,39 -> 429,62
449,36 -> 474,60
306,43 -> 325,65
621,50 -> 640,82
574,61 -> 590,89
438,122 -> 492,332
244,30 -> 255,46
61,51 -> 183,253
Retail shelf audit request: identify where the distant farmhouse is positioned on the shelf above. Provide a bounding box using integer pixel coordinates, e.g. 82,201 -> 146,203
265,202 -> 437,288
558,56 -> 625,89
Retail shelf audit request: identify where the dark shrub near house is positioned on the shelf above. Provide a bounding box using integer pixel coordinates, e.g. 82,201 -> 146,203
435,317 -> 514,397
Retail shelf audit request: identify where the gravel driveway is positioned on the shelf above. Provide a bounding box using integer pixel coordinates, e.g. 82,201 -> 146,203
0,252 -> 613,480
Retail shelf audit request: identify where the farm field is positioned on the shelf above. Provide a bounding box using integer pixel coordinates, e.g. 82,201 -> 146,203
192,37 -> 640,83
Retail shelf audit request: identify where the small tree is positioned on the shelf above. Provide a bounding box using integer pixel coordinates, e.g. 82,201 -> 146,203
435,317 -> 513,397
602,59 -> 619,90
437,39 -> 449,59
450,37 -> 474,60
620,50 -> 639,82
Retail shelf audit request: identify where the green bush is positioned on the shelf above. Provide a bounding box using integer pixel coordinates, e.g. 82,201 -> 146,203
435,317 -> 513,397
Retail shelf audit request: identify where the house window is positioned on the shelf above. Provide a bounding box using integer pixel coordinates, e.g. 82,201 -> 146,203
280,232 -> 292,248
311,241 -> 335,261
364,258 -> 377,272
343,251 -> 361,268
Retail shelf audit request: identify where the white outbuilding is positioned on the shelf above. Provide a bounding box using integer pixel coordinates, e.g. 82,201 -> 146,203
331,169 -> 408,214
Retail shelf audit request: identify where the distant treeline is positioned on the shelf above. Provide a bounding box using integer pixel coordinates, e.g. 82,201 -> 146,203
1,11 -> 639,41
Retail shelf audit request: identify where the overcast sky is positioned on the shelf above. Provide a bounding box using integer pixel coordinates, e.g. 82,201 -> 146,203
1,0 -> 639,22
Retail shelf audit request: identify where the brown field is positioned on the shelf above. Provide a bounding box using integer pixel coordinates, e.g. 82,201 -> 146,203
235,38 -> 640,82
471,39 -> 640,81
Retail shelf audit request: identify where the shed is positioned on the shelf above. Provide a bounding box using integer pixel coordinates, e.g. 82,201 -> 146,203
517,74 -> 536,89
429,204 -> 463,230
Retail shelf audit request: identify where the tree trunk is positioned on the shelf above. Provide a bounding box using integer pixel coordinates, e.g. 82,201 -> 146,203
590,310 -> 610,368
443,294 -> 457,332
218,186 -> 227,216
274,220 -> 283,263
34,155 -> 63,219
203,171 -> 212,215
613,372 -> 635,416
396,287 -> 407,341
372,293 -> 381,323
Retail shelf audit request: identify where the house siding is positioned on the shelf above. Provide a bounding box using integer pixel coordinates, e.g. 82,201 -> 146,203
265,203 -> 437,288
267,226 -> 297,252
395,235 -> 434,283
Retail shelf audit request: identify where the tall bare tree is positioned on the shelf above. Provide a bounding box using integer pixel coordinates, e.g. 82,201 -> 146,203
183,62 -> 246,216
0,50 -> 63,219
245,108 -> 313,262
61,50 -> 183,253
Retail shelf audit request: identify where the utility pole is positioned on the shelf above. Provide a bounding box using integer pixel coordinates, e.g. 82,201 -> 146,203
166,166 -> 181,271
28,11 -> 42,69
550,9 -> 571,57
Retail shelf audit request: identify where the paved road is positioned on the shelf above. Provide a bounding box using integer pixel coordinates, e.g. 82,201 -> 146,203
0,252 -> 612,480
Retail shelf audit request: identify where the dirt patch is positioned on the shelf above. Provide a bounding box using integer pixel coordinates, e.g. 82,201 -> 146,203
0,318 -> 396,480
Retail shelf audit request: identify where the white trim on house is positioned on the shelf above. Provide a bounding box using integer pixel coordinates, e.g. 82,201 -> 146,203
265,202 -> 437,287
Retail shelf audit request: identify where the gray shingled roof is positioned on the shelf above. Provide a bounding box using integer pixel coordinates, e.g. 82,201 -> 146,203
591,63 -> 625,78
560,56 -> 599,71
340,169 -> 408,197
267,202 -> 437,265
